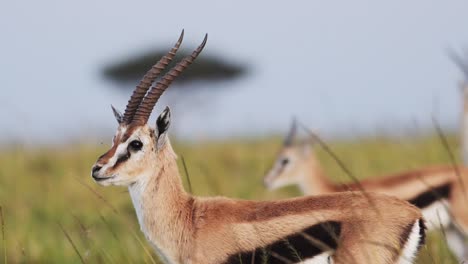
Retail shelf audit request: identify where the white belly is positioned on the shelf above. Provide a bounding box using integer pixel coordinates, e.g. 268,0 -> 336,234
298,251 -> 333,264
421,199 -> 451,231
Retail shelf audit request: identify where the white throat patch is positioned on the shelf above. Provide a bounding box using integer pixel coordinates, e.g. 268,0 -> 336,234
127,173 -> 173,264
128,175 -> 150,233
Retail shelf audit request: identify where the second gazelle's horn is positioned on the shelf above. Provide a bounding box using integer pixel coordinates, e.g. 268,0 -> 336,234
132,34 -> 208,125
122,30 -> 185,124
284,118 -> 297,146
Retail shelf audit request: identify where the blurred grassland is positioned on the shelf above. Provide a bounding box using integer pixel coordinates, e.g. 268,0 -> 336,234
0,133 -> 462,263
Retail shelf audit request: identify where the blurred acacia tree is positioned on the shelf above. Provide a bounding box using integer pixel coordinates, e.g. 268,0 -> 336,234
102,46 -> 249,128
102,48 -> 247,88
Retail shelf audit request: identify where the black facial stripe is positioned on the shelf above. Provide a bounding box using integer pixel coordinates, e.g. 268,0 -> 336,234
113,151 -> 130,169
224,221 -> 341,264
408,183 -> 451,209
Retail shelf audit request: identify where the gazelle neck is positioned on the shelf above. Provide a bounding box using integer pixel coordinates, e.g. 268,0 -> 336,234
298,153 -> 335,195
128,140 -> 193,263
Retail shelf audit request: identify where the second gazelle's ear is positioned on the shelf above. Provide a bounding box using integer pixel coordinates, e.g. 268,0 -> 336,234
111,105 -> 123,124
155,106 -> 171,148
299,133 -> 319,157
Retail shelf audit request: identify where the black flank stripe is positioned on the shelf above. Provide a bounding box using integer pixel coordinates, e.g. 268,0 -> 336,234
408,184 -> 451,209
225,221 -> 341,264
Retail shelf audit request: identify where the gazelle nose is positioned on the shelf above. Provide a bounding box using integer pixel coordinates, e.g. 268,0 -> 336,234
92,165 -> 102,177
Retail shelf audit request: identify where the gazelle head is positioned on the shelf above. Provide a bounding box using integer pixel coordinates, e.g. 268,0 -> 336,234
91,31 -> 207,187
263,119 -> 316,190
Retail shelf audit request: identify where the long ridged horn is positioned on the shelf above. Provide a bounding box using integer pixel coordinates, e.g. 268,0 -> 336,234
284,118 -> 297,146
122,30 -> 184,124
131,34 -> 208,125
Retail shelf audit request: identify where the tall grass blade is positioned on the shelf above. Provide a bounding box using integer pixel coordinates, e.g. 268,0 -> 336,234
75,177 -> 119,214
297,122 -> 379,214
99,213 -> 118,241
0,206 -> 6,264
58,222 -> 86,264
98,213 -> 132,263
432,116 -> 467,200
181,156 -> 193,194
130,230 -> 156,264
283,239 -> 302,262
269,250 -> 293,263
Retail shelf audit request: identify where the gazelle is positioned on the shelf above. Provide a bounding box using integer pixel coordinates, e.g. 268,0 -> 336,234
91,31 -> 426,264
263,119 -> 468,261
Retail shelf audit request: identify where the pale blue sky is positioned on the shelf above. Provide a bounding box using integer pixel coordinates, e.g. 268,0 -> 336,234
1,1 -> 468,144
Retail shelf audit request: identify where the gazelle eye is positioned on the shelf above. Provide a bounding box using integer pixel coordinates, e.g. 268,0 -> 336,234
280,158 -> 289,166
129,140 -> 143,151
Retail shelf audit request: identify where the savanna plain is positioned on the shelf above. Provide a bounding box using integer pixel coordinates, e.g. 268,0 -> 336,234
0,133 -> 461,263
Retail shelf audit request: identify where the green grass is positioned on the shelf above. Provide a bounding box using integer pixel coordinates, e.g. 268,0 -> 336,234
0,133 -> 462,263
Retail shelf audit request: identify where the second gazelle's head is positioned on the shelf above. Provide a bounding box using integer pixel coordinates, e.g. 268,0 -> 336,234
263,119 -> 316,190
91,31 -> 207,187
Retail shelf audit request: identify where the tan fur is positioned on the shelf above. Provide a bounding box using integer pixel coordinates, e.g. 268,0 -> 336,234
93,124 -> 425,264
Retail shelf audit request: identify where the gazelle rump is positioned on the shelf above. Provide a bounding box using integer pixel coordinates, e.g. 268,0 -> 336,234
263,120 -> 468,261
91,32 -> 426,264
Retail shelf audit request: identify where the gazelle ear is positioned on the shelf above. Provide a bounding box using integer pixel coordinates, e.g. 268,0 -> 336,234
155,106 -> 171,148
299,135 -> 318,156
111,105 -> 123,124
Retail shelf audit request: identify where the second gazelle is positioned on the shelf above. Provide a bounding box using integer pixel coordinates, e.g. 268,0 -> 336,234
264,119 -> 468,261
